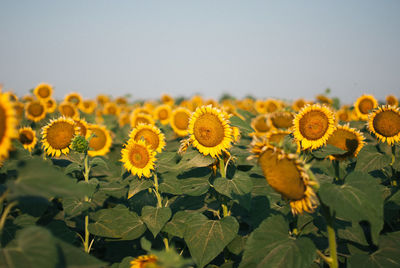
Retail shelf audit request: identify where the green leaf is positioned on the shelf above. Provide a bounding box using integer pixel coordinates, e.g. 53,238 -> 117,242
62,196 -> 93,218
64,162 -> 82,175
141,206 -> 172,238
90,156 -> 109,169
311,144 -> 346,159
240,215 -> 316,268
158,173 -> 183,195
180,177 -> 210,196
99,181 -> 128,198
163,210 -> 194,238
355,145 -> 392,173
349,231 -> 400,268
0,226 -> 58,268
230,116 -> 254,134
227,235 -> 247,255
7,157 -> 86,199
128,178 -> 153,199
56,238 -> 106,267
319,171 -> 384,244
184,213 -> 239,268
176,149 -> 215,172
88,204 -> 147,240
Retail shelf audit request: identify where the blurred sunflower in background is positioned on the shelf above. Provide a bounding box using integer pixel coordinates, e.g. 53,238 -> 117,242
326,124 -> 365,160
88,124 -> 112,157
79,99 -> 97,114
121,139 -> 156,178
73,118 -> 90,138
368,105 -> 400,145
59,101 -> 79,118
18,127 -> 37,152
129,124 -> 166,153
25,100 -> 47,122
354,94 -> 378,120
0,93 -> 18,161
64,92 -> 83,107
33,83 -> 53,100
386,94 -> 398,107
270,111 -> 294,129
45,98 -> 57,113
250,114 -> 273,137
130,255 -> 159,268
170,107 -> 191,137
154,104 -> 172,125
130,112 -> 155,128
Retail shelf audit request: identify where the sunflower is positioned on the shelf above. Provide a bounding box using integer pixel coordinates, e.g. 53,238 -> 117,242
64,92 -> 83,107
4,92 -> 18,102
265,99 -> 281,113
326,124 -> 365,160
386,95 -> 398,107
336,108 -> 352,122
354,94 -> 378,121
96,94 -> 110,106
265,130 -> 291,145
188,105 -> 233,158
250,114 -> 273,137
153,104 -> 172,125
130,113 -> 155,128
293,104 -> 336,150
316,94 -> 333,105
190,95 -> 204,110
292,98 -> 308,111
79,99 -> 97,114
115,96 -> 128,106
25,100 -> 47,122
121,139 -> 156,178
251,142 -> 318,215
161,94 -> 174,106
0,93 -> 18,161
118,112 -> 131,127
367,105 -> 400,145
170,107 -> 192,137
18,127 -> 37,152
232,126 -> 241,143
270,111 -> 294,129
33,83 -> 53,100
130,254 -> 159,268
103,102 -> 120,116
13,101 -> 25,121
45,98 -> 57,114
129,124 -> 166,153
41,117 -> 79,157
74,118 -> 90,138
255,99 -> 267,114
88,124 -> 112,157
22,95 -> 35,103
59,101 -> 79,118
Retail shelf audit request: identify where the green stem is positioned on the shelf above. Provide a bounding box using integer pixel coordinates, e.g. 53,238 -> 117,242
221,204 -> 230,217
84,153 -> 90,184
83,215 -> 90,253
163,237 -> 170,251
219,157 -> 226,178
0,201 -> 18,231
83,153 -> 91,253
319,197 -> 338,268
153,174 -> 162,208
333,160 -> 340,181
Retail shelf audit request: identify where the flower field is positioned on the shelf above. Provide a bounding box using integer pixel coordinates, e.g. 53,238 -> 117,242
0,84 -> 399,268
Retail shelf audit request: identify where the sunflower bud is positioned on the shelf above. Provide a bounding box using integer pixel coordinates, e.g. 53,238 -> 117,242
71,135 -> 89,153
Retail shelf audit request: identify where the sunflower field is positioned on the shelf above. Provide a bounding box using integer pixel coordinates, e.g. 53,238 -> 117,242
0,84 -> 400,268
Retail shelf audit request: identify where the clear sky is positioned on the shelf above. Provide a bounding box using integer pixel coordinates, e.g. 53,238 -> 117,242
1,0 -> 399,103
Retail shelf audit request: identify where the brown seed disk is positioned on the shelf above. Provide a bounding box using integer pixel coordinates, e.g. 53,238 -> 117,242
373,110 -> 400,137
46,122 -> 75,149
129,144 -> 150,168
299,110 -> 329,140
193,113 -> 225,147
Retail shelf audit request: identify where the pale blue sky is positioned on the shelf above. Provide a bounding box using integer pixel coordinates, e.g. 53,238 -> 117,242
1,0 -> 399,103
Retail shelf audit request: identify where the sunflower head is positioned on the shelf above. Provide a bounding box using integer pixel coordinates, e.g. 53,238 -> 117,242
316,94 -> 333,105
265,130 -> 291,145
96,94 -> 110,106
161,94 -> 174,106
368,105 -> 400,145
13,101 -> 25,120
188,105 -> 233,158
251,141 -> 318,215
64,92 -> 83,106
170,107 -> 191,137
121,139 -> 156,178
18,127 -> 37,152
386,95 -> 399,107
354,94 -> 378,120
336,108 -> 352,122
79,100 -> 97,114
270,111 -> 294,129
74,118 -> 90,138
45,98 -> 57,113
59,101 -> 79,118
34,83 -> 53,100
0,93 -> 18,161
41,117 -> 79,157
154,104 -> 172,125
130,113 -> 155,128
115,96 -> 128,106
292,98 -> 308,111
118,112 -> 131,127
25,100 -> 47,122
326,124 -> 365,160
265,99 -> 281,113
88,124 -> 112,157
71,135 -> 90,153
251,114 -> 273,136
255,99 -> 267,114
129,124 -> 166,153
103,102 -> 120,116
130,254 -> 160,268
293,104 -> 336,150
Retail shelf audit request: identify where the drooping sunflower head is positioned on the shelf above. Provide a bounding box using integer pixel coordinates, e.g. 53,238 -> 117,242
161,94 -> 174,106
251,141 -> 318,215
188,105 -> 233,158
170,107 -> 192,137
354,94 -> 378,120
79,99 -> 97,114
0,93 -> 18,161
293,104 -> 336,150
316,94 -> 333,105
367,105 -> 400,145
64,92 -> 83,107
96,94 -> 110,106
25,100 -> 47,122
130,112 -> 155,128
88,124 -> 112,157
270,111 -> 295,129
326,124 -> 365,160
121,139 -> 156,178
129,124 -> 166,153
18,127 -> 37,152
22,95 -> 35,103
115,96 -> 128,106
153,104 -> 172,125
41,117 -> 79,157
73,118 -> 90,138
59,101 -> 79,118
386,95 -> 399,107
33,83 -> 53,100
251,114 -> 273,136
45,98 -> 57,114
265,130 -> 291,145
130,254 -> 159,268
103,102 -> 120,116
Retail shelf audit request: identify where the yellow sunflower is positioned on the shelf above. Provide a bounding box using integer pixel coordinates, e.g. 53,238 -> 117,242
41,117 -> 79,157
367,105 -> 400,145
292,98 -> 308,112
251,142 -> 318,215
232,126 -> 241,143
336,107 -> 352,122
250,114 -> 273,137
88,124 -> 112,157
130,254 -> 159,268
59,101 -> 79,118
354,94 -> 378,121
4,91 -> 18,102
13,101 -> 25,121
326,124 -> 365,160
79,99 -> 97,114
64,92 -> 83,107
130,112 -> 155,128
161,94 -> 174,106
25,100 -> 47,122
153,104 -> 172,125
386,95 -> 398,107
188,105 -> 233,158
121,139 -> 156,178
316,94 -> 333,105
115,96 -> 128,106
170,107 -> 191,137
270,111 -> 294,129
265,99 -> 281,113
293,104 -> 336,150
96,94 -> 110,106
74,118 -> 90,138
129,124 -> 166,153
103,102 -> 120,116
118,112 -> 131,127
22,95 -> 35,103
255,99 -> 267,114
45,98 -> 57,114
0,93 -> 18,161
33,83 -> 53,100
18,127 -> 37,152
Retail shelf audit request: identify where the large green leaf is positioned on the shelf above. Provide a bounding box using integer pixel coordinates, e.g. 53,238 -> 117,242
141,206 -> 172,238
7,157 -> 85,200
128,177 -> 153,198
319,171 -> 384,244
355,145 -> 392,173
88,204 -> 147,240
163,210 -> 194,238
158,172 -> 183,195
240,215 -> 316,268
311,144 -> 346,159
230,116 -> 254,134
180,177 -> 210,196
183,213 -> 239,268
62,196 -> 93,218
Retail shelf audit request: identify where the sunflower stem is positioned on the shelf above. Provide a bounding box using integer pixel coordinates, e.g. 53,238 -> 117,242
219,157 -> 226,178
163,237 -> 170,251
0,201 -> 17,232
319,197 -> 338,268
82,153 -> 91,253
153,174 -> 163,208
333,160 -> 340,181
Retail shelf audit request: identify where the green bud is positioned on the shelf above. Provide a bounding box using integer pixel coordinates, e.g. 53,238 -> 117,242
71,135 -> 89,153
